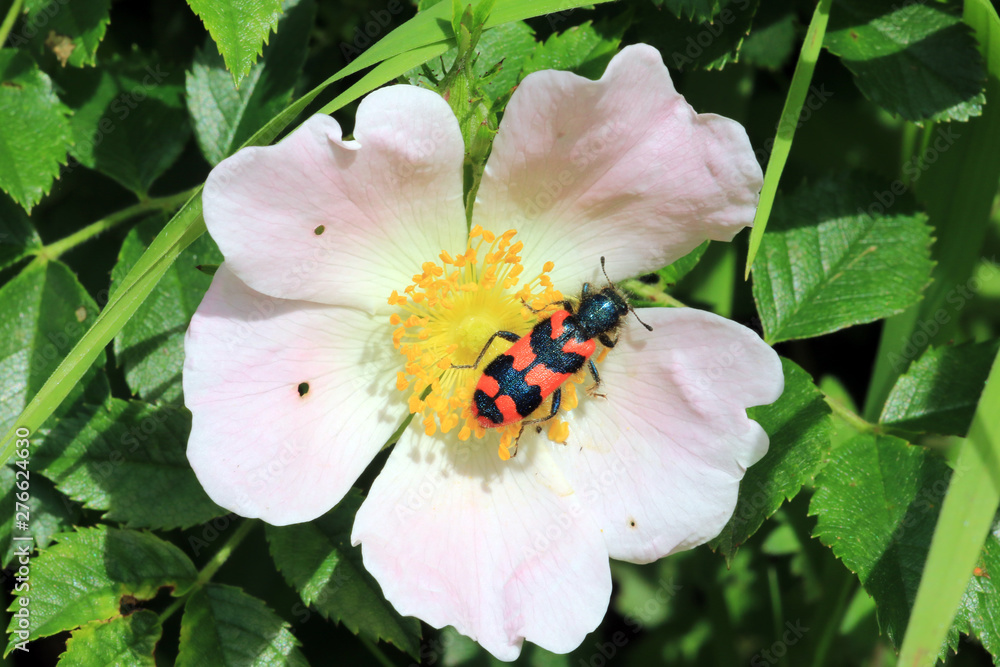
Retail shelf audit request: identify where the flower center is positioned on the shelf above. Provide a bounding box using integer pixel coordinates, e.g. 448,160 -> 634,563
388,226 -> 580,459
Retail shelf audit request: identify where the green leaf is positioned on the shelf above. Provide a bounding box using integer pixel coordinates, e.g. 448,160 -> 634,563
55,58 -> 190,197
4,526 -> 197,651
406,20 -> 537,100
0,259 -> 108,437
949,518 -> 1000,660
177,584 -> 309,667
0,192 -> 41,271
60,610 -> 161,667
0,467 -> 77,567
0,49 -> 72,212
633,0 -> 758,71
897,310 -> 1000,664
751,173 -> 934,344
809,434 -> 952,647
111,217 -> 223,402
187,0 -> 315,165
186,0 -> 284,87
35,398 -> 225,529
739,3 -> 796,70
710,358 -> 832,559
880,339 -> 1000,436
863,0 -> 1000,419
622,242 -> 709,307
825,0 -> 986,123
21,0 -> 111,67
266,490 -> 421,657
654,0 -> 725,22
520,17 -> 627,80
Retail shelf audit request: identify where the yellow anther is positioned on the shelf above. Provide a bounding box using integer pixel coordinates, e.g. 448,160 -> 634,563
388,228 -> 588,459
543,261 -> 555,272
548,419 -> 570,443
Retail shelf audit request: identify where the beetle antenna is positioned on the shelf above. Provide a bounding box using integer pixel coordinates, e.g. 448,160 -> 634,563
600,256 -> 654,331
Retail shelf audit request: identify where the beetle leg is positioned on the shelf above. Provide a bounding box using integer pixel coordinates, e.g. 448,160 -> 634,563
449,330 -> 520,369
598,333 -> 619,349
586,359 -> 606,398
521,298 -> 574,315
521,388 -> 562,426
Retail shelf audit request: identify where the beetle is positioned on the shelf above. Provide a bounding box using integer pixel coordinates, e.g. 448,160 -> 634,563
454,257 -> 652,455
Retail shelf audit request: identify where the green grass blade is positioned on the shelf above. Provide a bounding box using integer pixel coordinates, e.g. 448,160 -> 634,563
744,0 -> 833,279
862,0 -> 1000,420
897,344 -> 1000,666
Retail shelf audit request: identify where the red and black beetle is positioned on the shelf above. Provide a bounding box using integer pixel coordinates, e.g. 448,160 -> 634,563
455,258 -> 652,454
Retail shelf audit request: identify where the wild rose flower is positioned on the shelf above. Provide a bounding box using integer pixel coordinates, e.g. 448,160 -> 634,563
184,44 -> 783,660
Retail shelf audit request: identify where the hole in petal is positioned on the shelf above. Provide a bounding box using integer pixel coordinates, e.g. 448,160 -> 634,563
638,273 -> 659,285
297,382 -> 310,397
314,225 -> 325,235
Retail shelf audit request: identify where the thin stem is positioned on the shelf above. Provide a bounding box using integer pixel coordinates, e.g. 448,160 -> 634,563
825,395 -> 875,434
359,636 -> 397,667
811,569 -> 855,667
37,187 -> 198,261
744,0 -> 834,278
158,519 -> 258,623
0,0 -> 24,47
767,564 -> 786,667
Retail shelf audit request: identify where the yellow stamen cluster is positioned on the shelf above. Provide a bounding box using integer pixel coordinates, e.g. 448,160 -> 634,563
388,227 -> 569,456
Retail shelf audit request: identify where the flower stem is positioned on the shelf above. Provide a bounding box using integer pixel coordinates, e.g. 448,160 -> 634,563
158,519 -> 257,623
37,187 -> 199,261
0,0 -> 24,47
359,636 -> 397,667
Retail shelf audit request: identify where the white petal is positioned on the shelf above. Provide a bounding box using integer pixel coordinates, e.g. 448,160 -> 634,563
204,86 -> 468,309
547,307 -> 783,562
476,44 -> 763,286
184,266 -> 402,525
352,432 -> 612,660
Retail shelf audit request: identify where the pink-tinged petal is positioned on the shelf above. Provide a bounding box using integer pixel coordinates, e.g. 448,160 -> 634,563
476,44 -> 763,286
183,266 -> 401,525
204,86 -> 467,309
352,434 -> 611,661
548,307 -> 782,563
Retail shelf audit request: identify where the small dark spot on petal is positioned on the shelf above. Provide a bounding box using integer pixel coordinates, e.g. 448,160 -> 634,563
638,273 -> 659,285
314,225 -> 325,235
628,518 -> 637,528
297,382 -> 309,396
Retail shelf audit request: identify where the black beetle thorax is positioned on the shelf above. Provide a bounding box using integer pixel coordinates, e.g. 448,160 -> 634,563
575,288 -> 629,338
